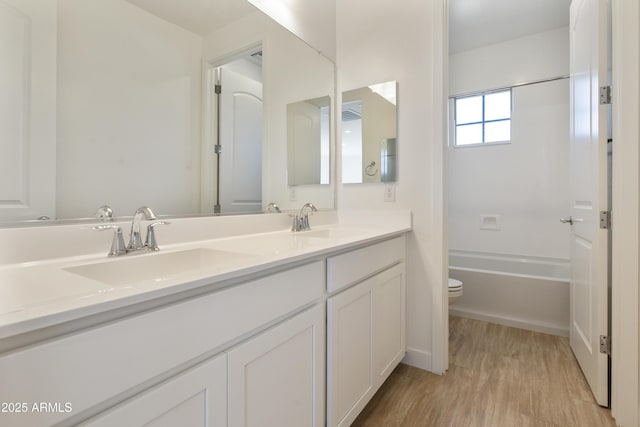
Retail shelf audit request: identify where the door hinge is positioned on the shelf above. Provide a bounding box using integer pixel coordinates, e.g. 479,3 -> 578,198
214,204 -> 221,214
599,335 -> 611,355
215,84 -> 221,94
599,86 -> 612,105
600,210 -> 611,229
214,144 -> 222,154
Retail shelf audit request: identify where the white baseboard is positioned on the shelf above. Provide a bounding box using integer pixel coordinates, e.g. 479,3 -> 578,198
402,348 -> 433,372
449,306 -> 569,337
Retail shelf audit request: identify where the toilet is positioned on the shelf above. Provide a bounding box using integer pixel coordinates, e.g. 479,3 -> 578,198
448,278 -> 463,305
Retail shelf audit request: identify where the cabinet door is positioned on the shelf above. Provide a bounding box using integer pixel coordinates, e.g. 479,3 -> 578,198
84,353 -> 227,427
227,304 -> 325,427
0,0 -> 56,221
372,263 -> 406,385
327,263 -> 406,427
327,278 -> 374,427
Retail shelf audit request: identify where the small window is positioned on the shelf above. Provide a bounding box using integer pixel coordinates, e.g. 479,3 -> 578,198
454,89 -> 511,146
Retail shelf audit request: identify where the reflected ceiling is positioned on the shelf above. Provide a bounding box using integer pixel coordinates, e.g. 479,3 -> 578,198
125,0 -> 255,36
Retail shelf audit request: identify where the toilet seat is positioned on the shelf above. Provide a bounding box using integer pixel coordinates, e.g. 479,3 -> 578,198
448,278 -> 463,305
448,278 -> 463,291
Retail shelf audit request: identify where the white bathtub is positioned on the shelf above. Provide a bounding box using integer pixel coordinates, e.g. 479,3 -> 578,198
448,250 -> 570,337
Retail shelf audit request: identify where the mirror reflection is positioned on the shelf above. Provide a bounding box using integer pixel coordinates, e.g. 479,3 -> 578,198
341,81 -> 397,184
0,0 -> 335,226
207,49 -> 264,214
287,96 -> 331,186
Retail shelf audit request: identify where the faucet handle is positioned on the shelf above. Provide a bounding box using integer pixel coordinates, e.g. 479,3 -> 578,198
265,202 -> 281,213
93,225 -> 126,256
95,205 -> 115,221
145,221 -> 170,251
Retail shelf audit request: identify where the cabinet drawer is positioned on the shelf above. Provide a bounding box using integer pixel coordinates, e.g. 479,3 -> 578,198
0,261 -> 324,427
327,236 -> 405,293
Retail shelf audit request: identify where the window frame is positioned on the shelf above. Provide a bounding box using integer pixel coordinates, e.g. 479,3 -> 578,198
453,88 -> 512,147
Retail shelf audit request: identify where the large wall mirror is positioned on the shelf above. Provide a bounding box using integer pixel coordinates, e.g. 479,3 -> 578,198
0,0 -> 335,227
341,81 -> 397,184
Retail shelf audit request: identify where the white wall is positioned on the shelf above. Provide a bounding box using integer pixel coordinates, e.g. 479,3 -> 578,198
449,80 -> 570,258
448,28 -> 570,260
337,0 -> 447,373
225,57 -> 262,83
56,0 -> 203,219
203,11 -> 335,212
449,27 -> 569,96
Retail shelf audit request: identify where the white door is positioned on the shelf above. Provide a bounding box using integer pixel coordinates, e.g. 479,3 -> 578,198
218,66 -> 263,214
568,0 -> 609,406
0,0 -> 56,221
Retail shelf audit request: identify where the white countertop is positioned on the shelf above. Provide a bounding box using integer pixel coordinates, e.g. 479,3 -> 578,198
0,221 -> 410,340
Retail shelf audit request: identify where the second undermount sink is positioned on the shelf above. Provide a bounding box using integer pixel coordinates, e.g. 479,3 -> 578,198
64,248 -> 256,287
211,233 -> 323,256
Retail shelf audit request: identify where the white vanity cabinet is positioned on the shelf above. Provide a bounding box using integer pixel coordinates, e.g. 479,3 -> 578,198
326,237 -> 406,427
86,304 -> 325,427
0,227 -> 409,427
0,261 -> 325,427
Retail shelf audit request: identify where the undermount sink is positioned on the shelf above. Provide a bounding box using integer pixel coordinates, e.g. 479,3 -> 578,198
297,229 -> 334,239
211,233 -> 323,256
297,228 -> 364,239
64,248 -> 255,287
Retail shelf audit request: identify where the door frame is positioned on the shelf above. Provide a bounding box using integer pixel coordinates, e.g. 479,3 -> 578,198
432,0 -> 449,376
436,0 -> 639,423
610,1 -> 640,425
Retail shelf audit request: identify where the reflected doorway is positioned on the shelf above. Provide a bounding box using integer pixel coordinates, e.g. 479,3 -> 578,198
205,46 -> 263,214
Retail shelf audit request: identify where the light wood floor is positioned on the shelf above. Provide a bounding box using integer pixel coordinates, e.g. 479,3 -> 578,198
352,316 -> 616,427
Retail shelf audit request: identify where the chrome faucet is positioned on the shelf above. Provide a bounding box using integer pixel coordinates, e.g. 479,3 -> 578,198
94,206 -> 169,256
128,206 -> 157,251
300,202 -> 318,217
291,202 -> 318,232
